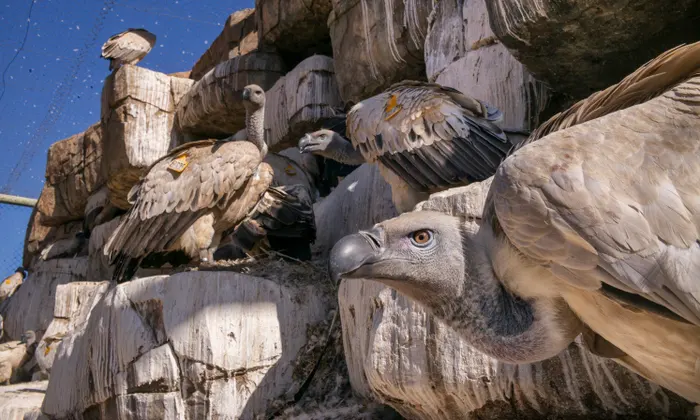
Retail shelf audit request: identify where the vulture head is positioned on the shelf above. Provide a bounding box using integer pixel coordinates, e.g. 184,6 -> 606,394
298,129 -> 366,166
299,129 -> 343,156
20,330 -> 36,346
242,84 -> 265,111
330,210 -> 583,364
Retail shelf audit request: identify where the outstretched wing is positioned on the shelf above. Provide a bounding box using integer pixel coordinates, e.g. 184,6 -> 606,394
491,80 -> 700,325
105,140 -> 262,261
347,81 -> 514,192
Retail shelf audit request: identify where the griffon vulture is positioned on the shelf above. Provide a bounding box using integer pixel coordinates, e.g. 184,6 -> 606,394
100,28 -> 156,71
105,84 -> 271,282
299,81 -> 527,212
214,184 -> 317,261
297,112 -> 360,196
330,42 -> 700,403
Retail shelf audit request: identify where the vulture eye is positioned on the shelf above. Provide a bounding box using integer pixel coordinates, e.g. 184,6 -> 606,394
409,229 -> 433,247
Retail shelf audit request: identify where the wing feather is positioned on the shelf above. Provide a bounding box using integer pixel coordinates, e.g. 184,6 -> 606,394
491,78 -> 700,325
105,140 -> 262,262
101,29 -> 156,64
347,81 -> 515,192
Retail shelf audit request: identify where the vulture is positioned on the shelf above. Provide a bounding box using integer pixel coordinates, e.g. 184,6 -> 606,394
105,84 -> 272,282
0,330 -> 37,385
100,28 -> 156,71
0,267 -> 24,304
330,42 -> 700,404
298,112 -> 361,196
299,81 -> 527,212
214,184 -> 317,261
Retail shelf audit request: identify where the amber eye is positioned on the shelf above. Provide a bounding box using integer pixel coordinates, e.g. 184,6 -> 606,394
410,229 -> 433,247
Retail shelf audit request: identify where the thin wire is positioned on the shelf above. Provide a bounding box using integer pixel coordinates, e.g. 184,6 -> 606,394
0,0 -> 117,194
0,0 -> 36,104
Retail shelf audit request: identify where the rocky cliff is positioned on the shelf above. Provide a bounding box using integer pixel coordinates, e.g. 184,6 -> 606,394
2,0 -> 698,419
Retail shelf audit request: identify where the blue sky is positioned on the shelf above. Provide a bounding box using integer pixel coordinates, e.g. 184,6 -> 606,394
0,0 -> 254,274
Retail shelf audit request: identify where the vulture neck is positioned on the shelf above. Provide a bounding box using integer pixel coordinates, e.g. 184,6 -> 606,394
439,228 -> 560,364
328,133 -> 365,165
246,106 -> 267,157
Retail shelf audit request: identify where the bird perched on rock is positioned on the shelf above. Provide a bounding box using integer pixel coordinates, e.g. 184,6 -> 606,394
0,330 -> 37,385
300,82 -> 526,212
330,42 -> 700,404
105,84 -> 272,282
298,112 -> 361,196
0,267 -> 24,305
214,184 -> 317,261
100,28 -> 156,71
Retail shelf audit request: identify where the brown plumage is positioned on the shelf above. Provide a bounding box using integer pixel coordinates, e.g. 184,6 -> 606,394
345,81 -> 524,212
105,85 -> 269,282
100,28 -> 156,71
331,42 -> 700,403
216,184 -> 317,261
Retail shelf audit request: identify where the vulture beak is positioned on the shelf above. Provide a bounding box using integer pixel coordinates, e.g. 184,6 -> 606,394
298,134 -> 317,153
242,88 -> 251,100
329,226 -> 384,284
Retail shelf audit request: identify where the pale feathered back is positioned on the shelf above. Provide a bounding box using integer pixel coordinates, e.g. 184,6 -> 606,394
346,81 -> 514,192
101,28 -> 156,71
524,42 -> 700,145
490,41 -> 700,326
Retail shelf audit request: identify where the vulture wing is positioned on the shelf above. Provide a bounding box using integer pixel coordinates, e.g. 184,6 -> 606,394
490,55 -> 700,326
105,140 -> 262,263
524,42 -> 700,146
346,81 -> 513,192
101,28 -> 156,66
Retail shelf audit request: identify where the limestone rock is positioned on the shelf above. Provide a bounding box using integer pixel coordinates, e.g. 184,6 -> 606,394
0,270 -> 24,306
35,282 -> 110,376
0,380 -> 48,420
313,164 -> 397,253
168,71 -> 191,79
425,0 -> 550,131
0,258 -> 87,342
42,261 -> 333,419
191,9 -> 258,80
486,0 -> 700,99
101,65 -> 195,210
36,123 -> 104,226
339,279 -> 694,419
255,0 -> 333,64
328,0 -> 433,103
87,216 -> 122,282
264,55 -> 344,152
22,206 -> 83,269
176,52 -> 285,139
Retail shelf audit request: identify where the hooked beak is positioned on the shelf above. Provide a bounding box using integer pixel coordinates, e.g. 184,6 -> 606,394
242,88 -> 251,100
329,226 -> 384,284
298,134 -> 320,153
